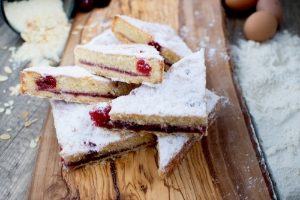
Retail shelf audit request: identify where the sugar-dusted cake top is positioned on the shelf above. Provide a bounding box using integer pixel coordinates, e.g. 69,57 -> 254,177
24,66 -> 110,82
51,101 -> 135,158
79,43 -> 164,60
88,30 -> 121,45
206,90 -> 220,114
110,50 -> 206,117
118,15 -> 192,58
157,133 -> 190,170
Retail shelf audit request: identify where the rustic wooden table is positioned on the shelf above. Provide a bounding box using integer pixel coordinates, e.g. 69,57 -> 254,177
0,1 -> 299,199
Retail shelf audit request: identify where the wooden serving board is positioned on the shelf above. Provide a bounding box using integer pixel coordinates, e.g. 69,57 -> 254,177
28,0 -> 274,199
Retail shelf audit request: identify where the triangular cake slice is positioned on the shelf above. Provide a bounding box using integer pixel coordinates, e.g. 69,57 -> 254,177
20,66 -> 133,104
112,15 -> 192,65
157,90 -> 221,177
74,43 -> 164,84
51,101 -> 156,170
156,133 -> 200,178
88,30 -> 121,45
108,50 -> 207,134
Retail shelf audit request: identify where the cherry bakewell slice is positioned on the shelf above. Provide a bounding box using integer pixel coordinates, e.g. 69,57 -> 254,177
89,105 -> 111,127
136,59 -> 152,75
148,41 -> 161,52
36,75 -> 56,90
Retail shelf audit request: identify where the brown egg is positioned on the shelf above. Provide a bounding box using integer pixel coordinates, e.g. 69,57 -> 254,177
225,0 -> 257,11
244,11 -> 278,42
257,0 -> 283,24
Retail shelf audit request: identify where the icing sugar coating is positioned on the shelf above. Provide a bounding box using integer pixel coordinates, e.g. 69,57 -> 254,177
79,43 -> 164,60
118,15 -> 192,58
51,101 -> 134,158
24,66 -> 110,82
157,133 -> 189,170
206,89 -> 220,114
88,30 -> 121,45
157,91 -> 219,172
110,50 -> 206,117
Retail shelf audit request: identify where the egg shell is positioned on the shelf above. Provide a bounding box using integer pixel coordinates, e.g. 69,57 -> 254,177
225,0 -> 257,11
257,0 -> 283,24
244,11 -> 278,42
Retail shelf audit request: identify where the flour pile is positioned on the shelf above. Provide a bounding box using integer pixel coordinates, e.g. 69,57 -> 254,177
231,31 -> 300,200
4,0 -> 71,67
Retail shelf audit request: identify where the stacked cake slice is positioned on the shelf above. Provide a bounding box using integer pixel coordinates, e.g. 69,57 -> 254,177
112,15 -> 192,65
108,50 -> 207,135
74,44 -> 164,84
20,66 -> 134,103
51,101 -> 156,170
19,15 -> 221,178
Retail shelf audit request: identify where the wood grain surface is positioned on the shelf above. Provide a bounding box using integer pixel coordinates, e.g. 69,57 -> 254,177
28,0 -> 273,199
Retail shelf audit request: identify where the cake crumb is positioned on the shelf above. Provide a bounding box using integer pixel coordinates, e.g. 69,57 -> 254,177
4,66 -> 12,74
21,111 -> 29,122
0,133 -> 11,140
8,100 -> 14,106
0,107 -> 4,113
9,84 -> 20,96
0,75 -> 8,82
5,109 -> 11,115
6,128 -> 12,132
29,139 -> 37,148
24,118 -> 38,127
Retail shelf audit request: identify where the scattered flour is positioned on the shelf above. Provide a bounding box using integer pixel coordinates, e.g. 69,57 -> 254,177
231,31 -> 300,200
4,0 -> 71,67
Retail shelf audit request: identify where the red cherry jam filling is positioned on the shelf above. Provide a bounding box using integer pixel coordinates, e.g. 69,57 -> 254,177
36,75 -> 56,90
89,105 -> 111,127
148,41 -> 161,52
136,59 -> 152,75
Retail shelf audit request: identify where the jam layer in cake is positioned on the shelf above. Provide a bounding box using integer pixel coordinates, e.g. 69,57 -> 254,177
112,15 -> 192,65
51,101 -> 156,170
108,50 -> 208,134
89,102 -> 207,134
94,118 -> 207,134
21,66 -> 134,104
74,44 -> 164,84
63,138 -> 155,170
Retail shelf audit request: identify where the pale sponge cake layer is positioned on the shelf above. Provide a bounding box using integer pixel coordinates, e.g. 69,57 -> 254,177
20,66 -> 134,104
74,44 -> 164,84
112,15 -> 192,65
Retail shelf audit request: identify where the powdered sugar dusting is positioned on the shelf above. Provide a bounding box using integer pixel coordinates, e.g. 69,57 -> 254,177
206,89 -> 220,114
118,15 -> 192,58
88,30 -> 121,45
79,43 -> 163,60
23,66 -> 110,82
157,133 -> 189,170
51,101 -> 134,158
110,50 -> 206,117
